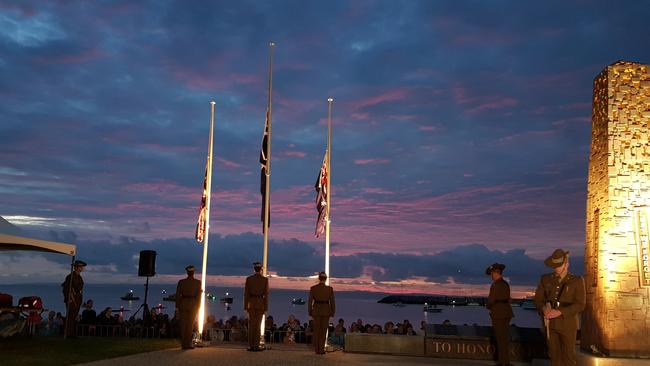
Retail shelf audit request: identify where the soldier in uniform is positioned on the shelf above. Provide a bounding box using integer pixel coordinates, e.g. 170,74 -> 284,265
244,261 -> 268,351
175,265 -> 202,349
308,271 -> 335,355
486,263 -> 513,366
533,249 -> 585,366
62,260 -> 86,338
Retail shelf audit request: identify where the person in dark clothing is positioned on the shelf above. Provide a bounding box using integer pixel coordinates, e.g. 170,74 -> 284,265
308,271 -> 335,355
486,263 -> 513,366
62,260 -> 86,338
176,265 -> 201,349
80,299 -> 97,324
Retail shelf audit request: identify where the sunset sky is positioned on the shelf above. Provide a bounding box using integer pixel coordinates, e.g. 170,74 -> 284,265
1,1 -> 650,294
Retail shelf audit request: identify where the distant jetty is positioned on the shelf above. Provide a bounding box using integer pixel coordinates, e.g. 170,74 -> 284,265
378,295 -> 525,307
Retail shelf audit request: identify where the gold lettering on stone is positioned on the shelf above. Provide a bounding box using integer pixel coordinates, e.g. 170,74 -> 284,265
441,342 -> 452,353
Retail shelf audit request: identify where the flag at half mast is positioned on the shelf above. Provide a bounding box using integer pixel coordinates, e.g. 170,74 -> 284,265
260,109 -> 270,231
195,162 -> 208,243
314,151 -> 328,237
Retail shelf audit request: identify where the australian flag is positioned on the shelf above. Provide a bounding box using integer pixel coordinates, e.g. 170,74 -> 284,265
314,152 -> 328,237
260,109 -> 270,232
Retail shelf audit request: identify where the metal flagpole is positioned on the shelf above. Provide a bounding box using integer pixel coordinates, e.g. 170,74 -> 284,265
325,98 -> 333,285
323,97 -> 333,351
261,41 -> 275,345
197,101 -> 216,340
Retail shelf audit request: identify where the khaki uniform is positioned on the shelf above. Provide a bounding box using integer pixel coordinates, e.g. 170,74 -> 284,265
175,277 -> 202,349
62,271 -> 83,337
308,283 -> 335,354
244,273 -> 269,349
534,272 -> 585,366
487,278 -> 513,366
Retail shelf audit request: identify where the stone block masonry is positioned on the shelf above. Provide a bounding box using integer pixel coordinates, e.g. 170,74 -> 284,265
582,61 -> 650,358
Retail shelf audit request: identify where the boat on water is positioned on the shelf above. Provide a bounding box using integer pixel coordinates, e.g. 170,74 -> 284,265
120,290 -> 140,301
291,298 -> 306,305
447,297 -> 468,306
206,293 -> 217,301
423,303 -> 443,313
162,293 -> 176,302
220,292 -> 234,304
522,298 -> 536,310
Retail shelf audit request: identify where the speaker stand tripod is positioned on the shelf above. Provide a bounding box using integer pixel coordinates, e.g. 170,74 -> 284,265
132,276 -> 152,326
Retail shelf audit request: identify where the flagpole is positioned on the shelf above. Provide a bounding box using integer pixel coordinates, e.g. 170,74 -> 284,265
261,41 -> 275,346
325,97 -> 333,286
198,101 -> 216,339
262,41 -> 275,279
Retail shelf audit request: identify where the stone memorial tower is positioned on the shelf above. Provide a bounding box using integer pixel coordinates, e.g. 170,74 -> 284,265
582,60 -> 650,357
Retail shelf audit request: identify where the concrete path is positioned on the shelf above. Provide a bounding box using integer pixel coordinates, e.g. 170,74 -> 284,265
79,343 -> 531,366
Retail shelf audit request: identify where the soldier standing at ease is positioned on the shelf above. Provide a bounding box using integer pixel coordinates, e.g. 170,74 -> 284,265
534,249 -> 585,366
62,260 -> 86,338
175,265 -> 202,349
308,271 -> 335,355
244,261 -> 268,351
486,263 -> 513,366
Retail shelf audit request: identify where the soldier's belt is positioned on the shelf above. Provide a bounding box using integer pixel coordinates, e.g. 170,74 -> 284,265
314,301 -> 329,304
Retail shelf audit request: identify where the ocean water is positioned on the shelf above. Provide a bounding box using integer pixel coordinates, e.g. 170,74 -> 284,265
1,283 -> 541,329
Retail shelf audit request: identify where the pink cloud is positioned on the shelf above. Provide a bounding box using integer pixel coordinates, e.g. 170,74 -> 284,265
388,114 -> 417,122
362,187 -> 395,195
354,159 -> 390,165
351,112 -> 370,120
282,151 -> 306,158
217,157 -> 242,169
349,88 -> 411,110
164,52 -> 262,92
465,97 -> 518,115
452,82 -> 518,115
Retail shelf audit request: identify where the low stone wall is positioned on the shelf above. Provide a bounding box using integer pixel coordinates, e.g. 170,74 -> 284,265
345,325 -> 547,362
344,333 -> 425,356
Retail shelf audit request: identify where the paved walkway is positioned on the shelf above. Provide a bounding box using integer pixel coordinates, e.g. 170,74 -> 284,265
79,343 -> 532,366
80,343 -> 650,366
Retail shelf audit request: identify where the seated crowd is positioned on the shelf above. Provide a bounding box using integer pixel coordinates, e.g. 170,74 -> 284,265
22,299 -> 179,338
23,298 -> 424,347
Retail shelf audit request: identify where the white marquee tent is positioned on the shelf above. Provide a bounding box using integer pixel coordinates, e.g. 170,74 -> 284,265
0,232 -> 78,338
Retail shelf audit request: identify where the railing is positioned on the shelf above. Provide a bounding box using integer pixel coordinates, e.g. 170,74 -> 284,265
75,323 -> 176,338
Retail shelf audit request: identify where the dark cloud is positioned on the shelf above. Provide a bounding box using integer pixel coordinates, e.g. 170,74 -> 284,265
22,229 -> 581,286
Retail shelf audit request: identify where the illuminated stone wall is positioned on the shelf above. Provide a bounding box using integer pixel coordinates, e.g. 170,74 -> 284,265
582,61 -> 650,357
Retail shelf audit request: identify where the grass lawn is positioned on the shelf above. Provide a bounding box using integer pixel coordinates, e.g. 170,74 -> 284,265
0,336 -> 179,366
